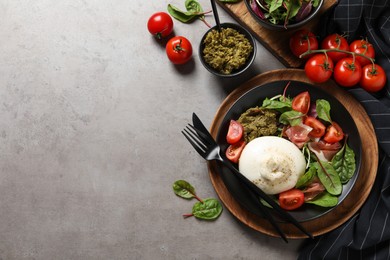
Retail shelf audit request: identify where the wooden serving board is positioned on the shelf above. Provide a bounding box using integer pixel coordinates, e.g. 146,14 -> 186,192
217,0 -> 338,68
208,69 -> 378,239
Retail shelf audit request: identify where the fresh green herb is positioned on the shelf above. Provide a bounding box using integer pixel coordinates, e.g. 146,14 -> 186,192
316,99 -> 332,123
279,110 -> 303,126
173,180 -> 203,202
332,140 -> 356,184
313,161 -> 342,196
168,0 -> 211,27
183,198 -> 223,220
305,192 -> 338,207
295,165 -> 316,189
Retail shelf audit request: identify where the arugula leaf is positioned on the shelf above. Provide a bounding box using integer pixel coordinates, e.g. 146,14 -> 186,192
279,110 -> 304,126
332,142 -> 356,184
316,99 -> 332,123
314,161 -> 342,196
306,192 -> 338,207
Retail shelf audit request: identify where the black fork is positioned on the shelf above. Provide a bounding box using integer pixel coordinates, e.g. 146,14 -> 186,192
181,113 -> 314,242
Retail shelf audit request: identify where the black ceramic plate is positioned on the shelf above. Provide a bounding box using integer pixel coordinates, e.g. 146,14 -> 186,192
215,80 -> 362,222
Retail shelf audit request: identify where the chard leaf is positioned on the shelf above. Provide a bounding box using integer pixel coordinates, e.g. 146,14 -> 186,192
295,165 -> 316,188
185,0 -> 205,21
279,110 -> 303,126
316,99 -> 332,123
168,4 -> 197,23
173,180 -> 198,199
332,142 -> 356,184
314,161 -> 342,195
306,192 -> 338,207
192,198 -> 223,220
262,97 -> 291,112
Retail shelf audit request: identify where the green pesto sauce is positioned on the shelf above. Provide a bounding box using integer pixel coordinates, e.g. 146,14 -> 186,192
202,27 -> 253,75
237,107 -> 279,143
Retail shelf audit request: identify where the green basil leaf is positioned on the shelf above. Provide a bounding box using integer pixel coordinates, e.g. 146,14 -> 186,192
314,161 -> 342,195
192,198 -> 223,220
167,4 -> 197,23
279,110 -> 303,126
306,192 -> 338,207
332,143 -> 356,184
173,180 -> 197,199
316,99 -> 332,123
295,165 -> 316,189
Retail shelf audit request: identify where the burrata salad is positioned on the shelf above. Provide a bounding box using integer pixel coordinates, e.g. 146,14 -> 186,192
225,89 -> 356,210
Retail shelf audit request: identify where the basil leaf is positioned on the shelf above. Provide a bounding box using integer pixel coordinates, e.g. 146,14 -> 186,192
295,165 -> 316,189
173,180 -> 197,199
192,198 -> 223,220
279,110 -> 303,126
306,192 -> 338,207
332,143 -> 356,184
316,99 -> 332,123
314,161 -> 342,196
168,4 -> 197,23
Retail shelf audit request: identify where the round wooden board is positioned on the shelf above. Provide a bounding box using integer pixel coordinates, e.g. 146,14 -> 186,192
208,69 -> 378,239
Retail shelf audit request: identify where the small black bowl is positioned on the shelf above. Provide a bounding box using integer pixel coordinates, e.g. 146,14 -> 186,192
199,23 -> 257,77
244,0 -> 324,31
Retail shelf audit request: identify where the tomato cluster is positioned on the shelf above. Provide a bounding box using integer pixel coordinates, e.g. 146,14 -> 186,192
289,30 -> 387,93
147,12 -> 193,64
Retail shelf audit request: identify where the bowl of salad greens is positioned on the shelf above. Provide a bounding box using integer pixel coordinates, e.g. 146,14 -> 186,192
245,0 -> 324,30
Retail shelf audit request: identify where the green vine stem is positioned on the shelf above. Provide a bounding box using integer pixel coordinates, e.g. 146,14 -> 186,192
300,48 -> 376,66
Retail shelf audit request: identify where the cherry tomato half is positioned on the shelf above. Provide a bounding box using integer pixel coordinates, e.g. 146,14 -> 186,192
333,57 -> 362,87
225,140 -> 246,164
304,116 -> 326,138
321,34 -> 349,62
166,36 -> 193,65
304,54 -> 334,83
349,39 -> 375,67
323,122 -> 344,143
360,64 -> 387,92
226,120 -> 244,144
292,91 -> 310,114
279,189 -> 305,211
289,29 -> 319,58
147,12 -> 174,40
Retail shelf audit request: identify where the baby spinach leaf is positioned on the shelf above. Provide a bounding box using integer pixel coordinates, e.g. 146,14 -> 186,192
261,97 -> 292,112
191,198 -> 223,220
316,99 -> 332,123
314,161 -> 342,196
332,142 -> 356,184
173,180 -> 202,201
295,165 -> 316,189
279,110 -> 303,126
306,192 -> 338,207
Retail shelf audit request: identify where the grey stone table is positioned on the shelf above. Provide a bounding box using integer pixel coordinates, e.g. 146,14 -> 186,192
0,0 -> 304,259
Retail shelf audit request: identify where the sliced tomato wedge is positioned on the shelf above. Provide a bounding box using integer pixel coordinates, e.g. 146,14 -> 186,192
304,116 -> 326,138
278,189 -> 305,211
226,120 -> 244,144
225,140 -> 246,163
323,122 -> 344,143
292,91 -> 310,114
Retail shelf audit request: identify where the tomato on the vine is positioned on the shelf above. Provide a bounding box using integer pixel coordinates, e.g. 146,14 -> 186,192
304,54 -> 334,83
304,117 -> 326,138
279,189 -> 305,211
349,39 -> 375,67
321,34 -> 349,62
360,64 -> 387,92
323,122 -> 344,143
225,140 -> 246,164
289,29 -> 318,58
166,36 -> 193,64
292,91 -> 310,114
226,120 -> 244,144
333,57 -> 362,87
147,12 -> 174,40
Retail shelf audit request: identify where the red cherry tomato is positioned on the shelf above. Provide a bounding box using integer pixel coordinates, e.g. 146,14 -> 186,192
292,91 -> 310,114
225,140 -> 246,164
349,39 -> 375,67
360,64 -> 387,92
166,36 -> 193,64
226,120 -> 244,144
304,117 -> 326,138
304,54 -> 334,83
323,122 -> 344,143
278,189 -> 305,211
289,29 -> 319,58
321,34 -> 349,62
147,12 -> 173,40
333,57 -> 362,87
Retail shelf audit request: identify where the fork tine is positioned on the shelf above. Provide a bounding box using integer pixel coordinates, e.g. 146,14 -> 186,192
182,129 -> 207,157
187,124 -> 214,146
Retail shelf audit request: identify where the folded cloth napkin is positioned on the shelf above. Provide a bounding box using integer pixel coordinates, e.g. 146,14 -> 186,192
298,1 -> 390,259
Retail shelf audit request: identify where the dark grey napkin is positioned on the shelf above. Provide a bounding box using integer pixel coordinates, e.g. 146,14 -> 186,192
298,1 -> 390,259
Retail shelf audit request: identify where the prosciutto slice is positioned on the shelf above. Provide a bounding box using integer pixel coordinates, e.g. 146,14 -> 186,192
284,124 -> 313,148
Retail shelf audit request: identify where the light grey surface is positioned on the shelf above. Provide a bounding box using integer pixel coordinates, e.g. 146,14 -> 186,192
0,0 -> 305,259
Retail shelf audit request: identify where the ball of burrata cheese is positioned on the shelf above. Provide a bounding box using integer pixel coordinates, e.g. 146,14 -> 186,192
238,136 -> 306,195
